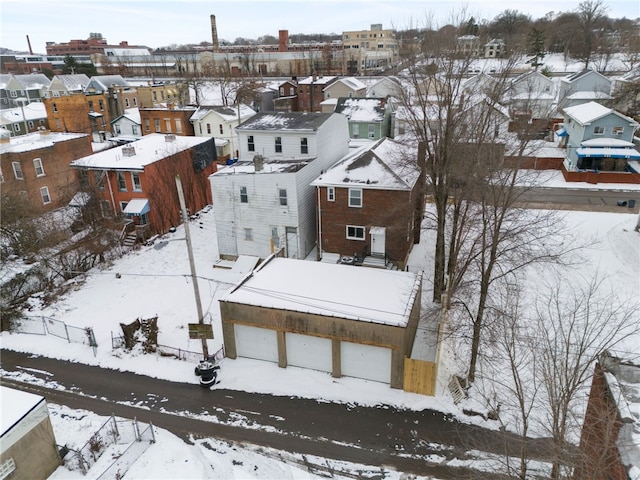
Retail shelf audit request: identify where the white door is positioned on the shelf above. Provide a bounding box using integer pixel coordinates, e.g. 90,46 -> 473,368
286,227 -> 298,259
341,341 -> 392,384
234,325 -> 278,363
286,333 -> 333,373
370,226 -> 386,256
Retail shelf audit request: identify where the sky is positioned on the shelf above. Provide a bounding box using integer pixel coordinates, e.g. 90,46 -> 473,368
1,0 -> 639,54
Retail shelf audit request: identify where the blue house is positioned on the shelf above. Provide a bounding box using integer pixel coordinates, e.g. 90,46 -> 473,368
560,101 -> 639,172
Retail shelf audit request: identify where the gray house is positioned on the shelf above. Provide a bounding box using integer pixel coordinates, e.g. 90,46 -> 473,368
558,68 -> 612,111
560,101 -> 639,172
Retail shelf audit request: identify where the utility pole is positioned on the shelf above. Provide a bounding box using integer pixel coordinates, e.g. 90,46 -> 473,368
175,174 -> 209,359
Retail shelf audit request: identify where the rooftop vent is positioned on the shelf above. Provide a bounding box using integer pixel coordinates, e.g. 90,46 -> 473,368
165,134 -> 176,142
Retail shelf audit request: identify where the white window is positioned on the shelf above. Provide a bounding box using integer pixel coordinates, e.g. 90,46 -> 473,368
114,124 -> 121,135
240,186 -> 248,203
164,119 -> 171,132
131,172 -> 142,191
327,186 -> 335,202
593,126 -> 604,135
0,457 -> 16,478
244,228 -> 253,241
348,188 -> 362,207
346,225 -> 365,240
12,162 -> 23,180
33,158 -> 45,176
612,126 -> 624,136
301,137 -> 308,154
132,125 -> 138,135
352,124 -> 359,138
175,119 -> 182,134
40,186 -> 51,204
279,188 -> 287,206
117,172 -> 127,191
368,124 -> 375,138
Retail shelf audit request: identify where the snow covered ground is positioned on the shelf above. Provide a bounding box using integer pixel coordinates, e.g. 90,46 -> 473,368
2,185 -> 639,478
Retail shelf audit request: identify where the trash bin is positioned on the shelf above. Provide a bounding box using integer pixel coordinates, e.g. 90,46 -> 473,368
629,199 -> 636,208
617,200 -> 628,207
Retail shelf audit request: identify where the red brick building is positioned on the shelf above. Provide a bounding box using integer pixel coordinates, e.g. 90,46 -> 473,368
45,33 -> 147,56
311,138 -> 425,269
574,351 -> 640,480
297,76 -> 337,112
70,134 -> 216,238
0,130 -> 92,213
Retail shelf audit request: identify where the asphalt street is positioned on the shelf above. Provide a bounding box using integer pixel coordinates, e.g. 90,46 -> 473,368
0,349 -> 554,479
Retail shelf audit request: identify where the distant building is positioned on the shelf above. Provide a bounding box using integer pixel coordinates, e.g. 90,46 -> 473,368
45,32 -> 148,56
342,24 -> 399,75
483,39 -> 505,58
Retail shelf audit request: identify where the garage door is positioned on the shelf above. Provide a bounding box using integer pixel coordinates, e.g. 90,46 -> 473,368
341,342 -> 392,384
285,333 -> 333,373
234,325 -> 278,363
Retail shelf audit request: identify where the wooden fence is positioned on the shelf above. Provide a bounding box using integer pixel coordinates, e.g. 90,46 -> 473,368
403,358 -> 437,396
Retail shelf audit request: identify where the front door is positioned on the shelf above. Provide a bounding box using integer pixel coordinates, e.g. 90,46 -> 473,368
285,227 -> 298,259
370,226 -> 386,256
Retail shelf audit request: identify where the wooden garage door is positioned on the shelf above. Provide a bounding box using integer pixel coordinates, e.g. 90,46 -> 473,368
234,325 -> 278,363
285,333 -> 332,373
341,341 -> 392,384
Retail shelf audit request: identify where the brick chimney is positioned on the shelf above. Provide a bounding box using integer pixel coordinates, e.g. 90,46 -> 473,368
279,30 -> 289,52
211,15 -> 219,51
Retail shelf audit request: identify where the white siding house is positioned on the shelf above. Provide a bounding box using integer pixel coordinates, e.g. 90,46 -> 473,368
190,104 -> 256,161
210,112 -> 349,260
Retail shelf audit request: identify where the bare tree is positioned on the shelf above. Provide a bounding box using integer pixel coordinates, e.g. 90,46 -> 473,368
575,0 -> 608,69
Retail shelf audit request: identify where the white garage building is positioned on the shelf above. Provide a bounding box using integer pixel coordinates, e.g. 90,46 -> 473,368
219,256 -> 423,388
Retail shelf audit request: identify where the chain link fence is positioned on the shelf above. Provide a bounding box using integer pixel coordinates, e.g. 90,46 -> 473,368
13,316 -> 97,355
96,422 -> 155,480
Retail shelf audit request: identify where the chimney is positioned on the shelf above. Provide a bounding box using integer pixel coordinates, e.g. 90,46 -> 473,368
279,30 -> 289,52
210,15 -> 219,51
253,154 -> 264,172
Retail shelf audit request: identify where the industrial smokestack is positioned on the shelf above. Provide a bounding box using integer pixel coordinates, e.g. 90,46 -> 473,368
210,15 -> 219,51
26,35 -> 33,54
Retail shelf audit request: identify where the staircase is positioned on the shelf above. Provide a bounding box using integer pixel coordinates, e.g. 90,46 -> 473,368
122,232 -> 138,248
361,254 -> 398,270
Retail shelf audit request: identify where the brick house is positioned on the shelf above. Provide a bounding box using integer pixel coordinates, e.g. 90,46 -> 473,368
574,351 -> 640,480
43,91 -> 111,141
139,106 -> 196,137
273,79 -> 298,112
297,76 -> 337,112
311,138 -> 425,269
70,133 -> 216,240
0,130 -> 92,213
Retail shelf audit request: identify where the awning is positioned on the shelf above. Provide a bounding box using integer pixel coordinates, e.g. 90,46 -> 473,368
123,198 -> 150,215
88,112 -> 104,118
576,147 -> 640,159
555,127 -> 568,137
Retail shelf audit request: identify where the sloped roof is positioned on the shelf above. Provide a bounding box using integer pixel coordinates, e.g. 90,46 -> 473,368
311,137 -> 420,191
330,77 -> 367,91
564,101 -> 638,126
0,102 -> 47,123
14,73 -> 50,89
55,74 -> 90,91
191,104 -> 256,123
562,68 -> 610,84
85,75 -> 129,92
236,112 -> 334,131
298,75 -> 336,85
0,131 -> 87,155
334,97 -> 387,122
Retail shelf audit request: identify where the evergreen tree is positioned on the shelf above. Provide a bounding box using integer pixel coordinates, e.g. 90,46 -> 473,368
527,28 -> 546,70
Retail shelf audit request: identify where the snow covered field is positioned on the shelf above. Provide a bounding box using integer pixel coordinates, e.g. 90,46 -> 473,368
1,196 -> 639,479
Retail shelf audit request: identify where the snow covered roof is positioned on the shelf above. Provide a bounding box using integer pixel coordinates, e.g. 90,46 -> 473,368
0,131 -> 87,154
563,101 -> 638,126
312,138 -> 420,191
53,74 -> 90,92
70,133 -> 211,170
211,158 -> 309,175
334,97 -> 387,123
14,73 -> 50,89
582,138 -> 636,148
221,256 -> 422,327
1,386 -> 45,436
600,353 -> 640,478
85,75 -> 129,93
566,91 -> 611,100
191,104 -> 255,123
562,68 -> 609,84
329,77 -> 367,92
0,102 -> 47,123
298,75 -> 336,85
576,147 -> 640,159
237,112 -> 334,132
0,74 -> 10,89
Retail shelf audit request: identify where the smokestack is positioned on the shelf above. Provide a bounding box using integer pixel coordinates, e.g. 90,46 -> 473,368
279,30 -> 289,52
26,35 -> 33,55
210,15 -> 219,51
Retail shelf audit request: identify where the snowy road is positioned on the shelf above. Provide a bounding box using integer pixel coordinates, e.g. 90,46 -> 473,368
1,349 -> 554,479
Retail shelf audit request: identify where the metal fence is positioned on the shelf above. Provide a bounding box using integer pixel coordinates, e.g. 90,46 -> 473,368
64,415 -> 119,475
111,334 -> 225,364
13,316 -> 97,355
96,422 -> 155,480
